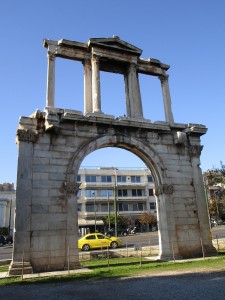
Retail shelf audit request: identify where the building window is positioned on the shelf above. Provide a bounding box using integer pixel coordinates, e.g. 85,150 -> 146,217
118,203 -> 129,211
131,203 -> 138,211
117,189 -> 128,197
77,175 -> 81,182
149,189 -> 154,196
132,189 -> 143,196
77,204 -> 82,212
150,202 -> 156,210
85,175 -> 96,182
101,204 -> 114,212
131,176 -> 141,183
86,234 -> 96,240
86,204 -> 95,212
100,190 -> 113,197
138,203 -> 145,211
117,175 -> 126,182
101,176 -> 112,182
148,176 -> 153,183
77,189 -> 81,197
85,189 -> 97,197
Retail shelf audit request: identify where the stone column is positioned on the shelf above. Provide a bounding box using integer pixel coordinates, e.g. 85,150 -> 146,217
46,52 -> 55,108
124,74 -> 131,117
83,59 -> 92,114
92,56 -> 102,113
126,63 -> 143,119
159,75 -> 174,124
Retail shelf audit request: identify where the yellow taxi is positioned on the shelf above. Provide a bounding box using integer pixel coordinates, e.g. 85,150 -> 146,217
78,233 -> 122,251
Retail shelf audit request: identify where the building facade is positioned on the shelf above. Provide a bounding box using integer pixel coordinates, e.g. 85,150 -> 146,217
0,183 -> 16,235
77,167 -> 156,234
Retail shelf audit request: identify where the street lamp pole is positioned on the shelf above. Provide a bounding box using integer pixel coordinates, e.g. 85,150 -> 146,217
8,199 -> 12,236
114,169 -> 118,237
92,191 -> 97,232
107,192 -> 111,230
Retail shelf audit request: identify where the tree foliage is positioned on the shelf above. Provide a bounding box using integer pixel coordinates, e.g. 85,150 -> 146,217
205,161 -> 225,186
139,212 -> 157,225
208,199 -> 225,218
205,161 -> 225,219
102,214 -> 128,228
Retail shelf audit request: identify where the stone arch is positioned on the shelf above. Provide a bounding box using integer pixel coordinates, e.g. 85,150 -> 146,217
66,134 -> 179,260
67,134 -> 165,187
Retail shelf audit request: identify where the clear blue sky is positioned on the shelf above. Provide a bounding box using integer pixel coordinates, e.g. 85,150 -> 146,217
1,0 -> 225,185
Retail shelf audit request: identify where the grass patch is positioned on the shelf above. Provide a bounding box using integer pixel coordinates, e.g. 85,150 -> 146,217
1,255 -> 225,286
0,265 -> 9,272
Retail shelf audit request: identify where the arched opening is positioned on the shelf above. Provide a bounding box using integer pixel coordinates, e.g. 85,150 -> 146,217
66,136 -> 167,259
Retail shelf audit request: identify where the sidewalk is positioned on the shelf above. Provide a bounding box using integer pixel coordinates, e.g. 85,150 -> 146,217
0,267 -> 92,279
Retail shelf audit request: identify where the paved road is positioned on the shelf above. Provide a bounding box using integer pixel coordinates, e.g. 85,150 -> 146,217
0,227 -> 224,261
0,271 -> 225,299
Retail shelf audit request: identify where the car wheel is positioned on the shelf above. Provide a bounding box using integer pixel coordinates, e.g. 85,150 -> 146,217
110,241 -> 118,249
123,232 -> 128,236
82,244 -> 90,251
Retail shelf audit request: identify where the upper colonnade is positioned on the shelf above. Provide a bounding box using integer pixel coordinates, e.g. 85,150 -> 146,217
43,36 -> 174,124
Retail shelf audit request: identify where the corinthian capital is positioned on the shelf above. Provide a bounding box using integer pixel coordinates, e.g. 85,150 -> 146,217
155,184 -> 174,196
48,52 -> 55,61
159,74 -> 169,83
189,145 -> 203,157
61,182 -> 81,196
17,129 -> 38,143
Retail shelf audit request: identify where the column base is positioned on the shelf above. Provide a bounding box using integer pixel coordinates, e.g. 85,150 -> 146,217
9,261 -> 33,276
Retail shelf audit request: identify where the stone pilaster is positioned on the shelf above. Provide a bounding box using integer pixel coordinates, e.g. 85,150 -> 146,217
159,75 -> 174,124
9,134 -> 35,275
190,150 -> 217,256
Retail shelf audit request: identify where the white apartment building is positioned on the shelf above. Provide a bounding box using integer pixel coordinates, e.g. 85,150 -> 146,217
0,183 -> 16,235
77,167 -> 156,233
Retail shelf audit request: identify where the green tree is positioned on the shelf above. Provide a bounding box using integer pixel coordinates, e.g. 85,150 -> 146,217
204,161 -> 225,219
102,214 -> 127,228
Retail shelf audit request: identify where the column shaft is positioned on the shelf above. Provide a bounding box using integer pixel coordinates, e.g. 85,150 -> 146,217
83,59 -> 92,114
92,56 -> 102,113
160,75 -> 174,124
127,63 -> 143,118
46,52 -> 55,108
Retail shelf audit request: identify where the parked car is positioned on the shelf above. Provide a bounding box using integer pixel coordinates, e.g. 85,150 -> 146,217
0,235 -> 6,247
105,228 -> 129,237
78,233 -> 122,251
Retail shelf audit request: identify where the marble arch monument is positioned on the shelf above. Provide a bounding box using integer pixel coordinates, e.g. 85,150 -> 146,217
9,36 -> 216,274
